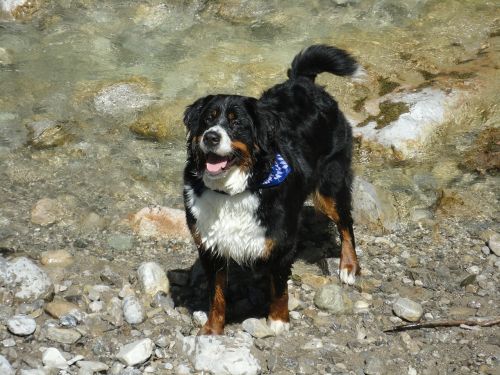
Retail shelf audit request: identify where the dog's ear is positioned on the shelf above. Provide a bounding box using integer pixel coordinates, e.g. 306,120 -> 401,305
183,95 -> 213,131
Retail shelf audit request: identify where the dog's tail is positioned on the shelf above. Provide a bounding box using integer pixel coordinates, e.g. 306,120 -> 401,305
287,44 -> 364,82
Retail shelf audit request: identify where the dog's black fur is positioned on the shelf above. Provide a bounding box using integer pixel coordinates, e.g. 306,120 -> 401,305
183,45 -> 360,335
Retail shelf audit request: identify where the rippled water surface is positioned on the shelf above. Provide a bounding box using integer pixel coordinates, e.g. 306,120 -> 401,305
0,0 -> 498,235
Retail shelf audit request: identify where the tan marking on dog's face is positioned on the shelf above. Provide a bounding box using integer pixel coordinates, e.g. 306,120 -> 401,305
231,140 -> 253,170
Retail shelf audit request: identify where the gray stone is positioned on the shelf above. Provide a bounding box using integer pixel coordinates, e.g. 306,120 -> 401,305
137,262 -> 170,296
313,283 -> 353,314
116,338 -> 154,366
242,318 -> 275,338
488,233 -> 500,256
183,332 -> 260,375
0,354 -> 14,375
352,177 -> 399,231
77,360 -> 109,372
7,314 -> 36,336
392,297 -> 423,322
364,356 -> 384,375
5,257 -> 54,301
46,327 -> 82,344
105,297 -> 124,327
107,234 -> 133,251
122,296 -> 144,325
192,311 -> 208,328
42,347 -> 68,369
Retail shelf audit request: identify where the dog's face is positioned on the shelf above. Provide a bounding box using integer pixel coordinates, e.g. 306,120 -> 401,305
184,95 -> 264,195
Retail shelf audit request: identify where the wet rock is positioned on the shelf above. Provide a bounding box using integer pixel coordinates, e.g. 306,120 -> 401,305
46,327 -> 82,344
26,119 -> 71,149
116,338 -> 154,366
129,102 -> 185,141
487,233 -> 500,256
42,347 -> 68,369
242,318 -> 275,338
94,83 -> 155,118
392,297 -> 423,322
76,360 -> 109,373
352,177 -> 399,231
45,300 -> 80,319
462,127 -> 500,174
183,332 -> 261,375
31,198 -> 64,226
4,257 -> 54,301
40,250 -> 74,267
314,283 -> 353,314
353,88 -> 461,158
122,296 -> 145,325
130,206 -> 190,241
0,354 -> 14,375
137,261 -> 170,297
7,314 -> 36,336
107,234 -> 134,251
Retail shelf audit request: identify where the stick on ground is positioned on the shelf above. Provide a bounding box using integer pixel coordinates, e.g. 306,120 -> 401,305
384,316 -> 500,333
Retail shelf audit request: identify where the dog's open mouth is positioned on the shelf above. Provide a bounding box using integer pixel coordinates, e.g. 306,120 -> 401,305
205,153 -> 235,176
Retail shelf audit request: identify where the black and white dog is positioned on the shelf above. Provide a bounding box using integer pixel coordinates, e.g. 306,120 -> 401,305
183,45 -> 361,335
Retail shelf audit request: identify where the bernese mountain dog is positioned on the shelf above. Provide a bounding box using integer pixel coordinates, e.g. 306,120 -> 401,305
183,45 -> 362,335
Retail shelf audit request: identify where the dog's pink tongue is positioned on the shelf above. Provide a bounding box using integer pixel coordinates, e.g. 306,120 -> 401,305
206,154 -> 228,173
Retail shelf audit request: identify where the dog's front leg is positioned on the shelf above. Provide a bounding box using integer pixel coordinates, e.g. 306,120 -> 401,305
198,251 -> 226,335
267,261 -> 292,335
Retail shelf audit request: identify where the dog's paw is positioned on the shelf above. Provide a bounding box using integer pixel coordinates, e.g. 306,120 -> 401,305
198,323 -> 224,336
267,319 -> 290,335
339,267 -> 356,285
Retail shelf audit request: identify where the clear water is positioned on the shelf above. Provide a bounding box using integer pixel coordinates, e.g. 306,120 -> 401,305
0,0 -> 498,234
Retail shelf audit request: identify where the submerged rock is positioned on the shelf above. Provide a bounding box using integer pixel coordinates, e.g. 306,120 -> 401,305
130,206 -> 190,241
31,198 -> 64,226
352,177 -> 399,231
26,119 -> 71,149
353,88 -> 460,158
183,332 -> 261,375
94,83 -> 155,118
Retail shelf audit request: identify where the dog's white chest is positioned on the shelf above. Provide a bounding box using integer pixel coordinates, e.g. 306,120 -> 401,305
186,188 -> 266,264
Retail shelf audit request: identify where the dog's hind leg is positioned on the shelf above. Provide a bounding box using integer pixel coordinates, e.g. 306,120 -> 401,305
313,179 -> 359,285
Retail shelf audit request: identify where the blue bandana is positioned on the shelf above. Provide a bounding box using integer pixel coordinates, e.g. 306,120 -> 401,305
259,153 -> 292,188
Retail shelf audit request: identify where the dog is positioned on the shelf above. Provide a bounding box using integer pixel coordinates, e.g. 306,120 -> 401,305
183,45 -> 361,335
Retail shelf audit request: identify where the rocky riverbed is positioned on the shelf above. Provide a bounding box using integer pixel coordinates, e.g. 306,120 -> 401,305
1,0 -> 499,374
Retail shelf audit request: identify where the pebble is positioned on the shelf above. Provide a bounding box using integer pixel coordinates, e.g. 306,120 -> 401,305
44,300 -> 81,319
7,314 -> 36,336
466,265 -> 481,275
290,311 -> 301,320
137,261 -> 170,296
4,257 -> 54,301
40,250 -> 74,267
183,332 -> 260,375
122,296 -> 145,324
42,347 -> 68,369
2,338 -> 16,347
94,82 -> 154,117
354,300 -> 370,314
392,297 -> 423,322
364,356 -> 384,375
46,327 -> 82,344
488,233 -> 500,256
30,198 -> 63,226
0,354 -> 14,375
192,311 -> 208,327
241,318 -> 275,338
76,360 -> 109,372
313,283 -> 353,314
481,246 -> 491,255
89,300 -> 104,313
116,338 -> 154,366
105,297 -> 124,327
107,234 -> 133,251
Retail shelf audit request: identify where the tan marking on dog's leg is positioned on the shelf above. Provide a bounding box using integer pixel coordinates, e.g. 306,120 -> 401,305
199,270 -> 226,335
313,191 -> 340,222
268,274 -> 289,335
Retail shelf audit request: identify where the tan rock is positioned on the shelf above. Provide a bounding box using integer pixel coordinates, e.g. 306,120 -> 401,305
301,274 -> 331,289
45,300 -> 81,319
31,198 -> 63,226
130,206 -> 190,240
40,250 -> 74,267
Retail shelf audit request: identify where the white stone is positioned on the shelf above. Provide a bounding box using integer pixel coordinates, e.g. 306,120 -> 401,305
42,347 -> 68,369
242,318 -> 275,338
4,257 -> 53,301
7,314 -> 36,336
393,297 -> 423,322
488,233 -> 500,256
137,262 -> 170,296
354,300 -> 370,314
77,360 -> 109,372
192,311 -> 208,327
94,83 -> 154,118
183,332 -> 260,375
353,88 -> 461,158
116,338 -> 154,366
0,0 -> 26,14
466,265 -> 481,275
122,296 -> 145,324
0,354 -> 14,375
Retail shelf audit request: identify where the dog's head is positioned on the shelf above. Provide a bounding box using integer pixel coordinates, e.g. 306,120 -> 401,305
184,95 -> 270,195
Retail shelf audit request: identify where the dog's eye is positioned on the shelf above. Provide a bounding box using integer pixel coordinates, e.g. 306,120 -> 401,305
227,112 -> 237,123
207,110 -> 218,121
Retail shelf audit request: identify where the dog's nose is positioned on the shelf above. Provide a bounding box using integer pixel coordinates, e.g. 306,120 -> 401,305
203,131 -> 221,147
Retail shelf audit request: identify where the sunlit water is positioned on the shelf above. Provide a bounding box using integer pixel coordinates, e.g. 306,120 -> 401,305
0,0 -> 498,240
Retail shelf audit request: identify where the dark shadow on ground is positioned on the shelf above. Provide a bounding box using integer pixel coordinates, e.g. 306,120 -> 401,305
168,206 -> 341,324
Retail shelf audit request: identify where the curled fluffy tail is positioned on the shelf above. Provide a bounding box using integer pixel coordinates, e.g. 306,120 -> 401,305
287,44 -> 363,82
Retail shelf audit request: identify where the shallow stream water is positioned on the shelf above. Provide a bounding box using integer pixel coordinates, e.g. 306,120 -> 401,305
0,0 -> 498,242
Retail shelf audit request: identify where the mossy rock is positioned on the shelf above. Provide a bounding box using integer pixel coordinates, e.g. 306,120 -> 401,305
358,100 -> 410,129
461,127 -> 500,174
